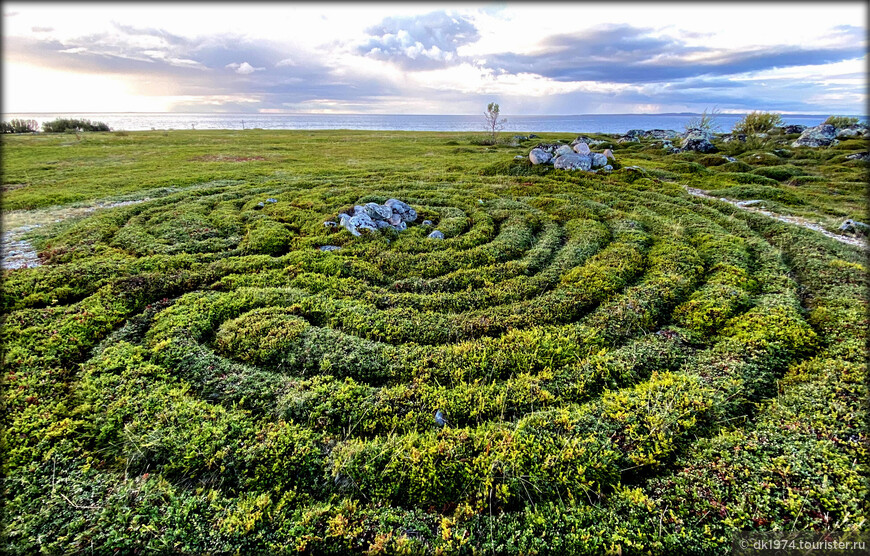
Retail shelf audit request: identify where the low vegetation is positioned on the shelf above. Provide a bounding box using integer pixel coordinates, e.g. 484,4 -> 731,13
824,115 -> 861,128
1,124 -> 867,554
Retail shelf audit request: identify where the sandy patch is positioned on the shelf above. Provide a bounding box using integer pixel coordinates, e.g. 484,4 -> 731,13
2,198 -> 151,270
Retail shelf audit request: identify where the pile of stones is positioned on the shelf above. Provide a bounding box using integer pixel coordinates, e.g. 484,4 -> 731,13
528,138 -> 614,172
323,198 -> 445,240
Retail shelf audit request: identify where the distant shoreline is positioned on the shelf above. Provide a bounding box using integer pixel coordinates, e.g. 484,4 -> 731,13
2,112 -> 854,134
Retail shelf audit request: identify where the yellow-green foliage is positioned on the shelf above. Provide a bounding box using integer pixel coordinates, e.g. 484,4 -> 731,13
1,129 -> 866,554
732,111 -> 783,134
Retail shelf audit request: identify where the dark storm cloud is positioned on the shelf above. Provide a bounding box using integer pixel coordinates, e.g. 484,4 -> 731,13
357,10 -> 480,70
480,24 -> 865,84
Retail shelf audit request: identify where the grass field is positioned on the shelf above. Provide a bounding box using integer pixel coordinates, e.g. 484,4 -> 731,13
2,128 -> 868,554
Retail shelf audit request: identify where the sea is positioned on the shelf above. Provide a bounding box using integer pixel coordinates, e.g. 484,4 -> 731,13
0,112 -> 847,134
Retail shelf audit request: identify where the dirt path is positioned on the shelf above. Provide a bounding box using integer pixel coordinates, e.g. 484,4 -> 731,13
684,187 -> 866,249
2,198 -> 151,270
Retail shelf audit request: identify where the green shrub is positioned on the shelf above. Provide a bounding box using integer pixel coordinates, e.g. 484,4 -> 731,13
1,118 -> 39,133
732,111 -> 783,134
824,115 -> 860,128
42,117 -> 111,132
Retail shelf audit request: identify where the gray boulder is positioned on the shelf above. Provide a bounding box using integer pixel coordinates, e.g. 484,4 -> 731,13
532,143 -> 560,154
845,152 -> 869,161
388,212 -> 403,226
393,221 -> 407,232
385,198 -> 412,214
512,135 -> 528,141
428,230 -> 445,239
839,219 -> 870,236
617,136 -> 640,144
554,145 -> 575,157
324,220 -> 338,228
529,134 -> 539,138
364,202 -> 393,220
721,133 -> 747,143
603,148 -> 614,159
349,214 -> 377,234
554,153 -> 592,171
683,127 -> 714,141
792,124 -> 839,148
529,148 -> 553,165
590,153 -> 608,168
573,142 -> 591,155
422,219 -> 433,226
624,129 -> 645,139
836,124 -> 869,138
780,124 -> 807,134
681,136 -> 717,153
602,164 -> 613,172
319,245 -> 341,252
570,135 -> 604,147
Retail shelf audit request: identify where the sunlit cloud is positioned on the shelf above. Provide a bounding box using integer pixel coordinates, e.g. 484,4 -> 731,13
2,3 -> 865,115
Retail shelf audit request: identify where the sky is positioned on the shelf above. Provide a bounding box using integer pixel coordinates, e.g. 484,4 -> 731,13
2,2 -> 866,115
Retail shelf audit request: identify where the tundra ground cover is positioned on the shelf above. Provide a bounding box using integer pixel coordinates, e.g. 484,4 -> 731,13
1,128 -> 867,554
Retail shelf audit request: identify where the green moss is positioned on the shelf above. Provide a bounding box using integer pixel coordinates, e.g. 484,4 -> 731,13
751,164 -> 806,181
1,129 -> 865,554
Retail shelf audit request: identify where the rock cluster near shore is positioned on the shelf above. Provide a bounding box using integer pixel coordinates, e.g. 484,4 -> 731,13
528,137 -> 614,172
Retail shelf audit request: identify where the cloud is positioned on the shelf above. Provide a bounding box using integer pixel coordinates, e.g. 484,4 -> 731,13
226,61 -> 264,74
479,24 -> 865,84
31,26 -> 54,33
357,10 -> 480,70
276,57 -> 295,67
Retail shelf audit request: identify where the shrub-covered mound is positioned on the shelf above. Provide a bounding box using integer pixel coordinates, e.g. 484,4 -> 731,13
2,136 -> 867,554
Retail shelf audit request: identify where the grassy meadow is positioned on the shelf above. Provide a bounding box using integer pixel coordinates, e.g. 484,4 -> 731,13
1,127 -> 868,554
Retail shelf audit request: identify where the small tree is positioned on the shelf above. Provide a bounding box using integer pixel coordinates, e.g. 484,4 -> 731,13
484,102 -> 506,142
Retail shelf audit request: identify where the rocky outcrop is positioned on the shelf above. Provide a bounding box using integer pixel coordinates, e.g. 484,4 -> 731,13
642,129 -> 680,140
528,141 -> 614,172
836,124 -> 870,138
792,124 -> 839,148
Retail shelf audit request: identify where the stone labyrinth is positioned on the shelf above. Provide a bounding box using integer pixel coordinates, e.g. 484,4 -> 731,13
4,174 -> 865,552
